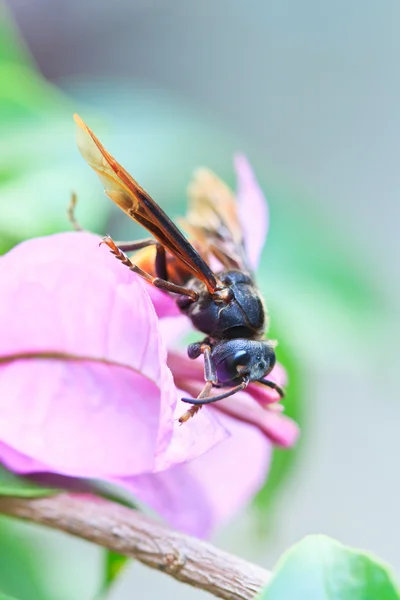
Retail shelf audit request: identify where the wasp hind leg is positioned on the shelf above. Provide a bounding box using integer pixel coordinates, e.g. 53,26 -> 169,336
101,235 -> 198,299
67,194 -> 169,274
67,195 -> 166,267
113,238 -> 169,281
67,198 -> 172,279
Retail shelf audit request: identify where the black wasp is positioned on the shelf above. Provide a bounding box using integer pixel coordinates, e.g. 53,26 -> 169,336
74,114 -> 283,422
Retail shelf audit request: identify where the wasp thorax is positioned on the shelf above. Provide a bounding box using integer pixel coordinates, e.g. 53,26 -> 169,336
178,270 -> 266,339
211,339 -> 276,386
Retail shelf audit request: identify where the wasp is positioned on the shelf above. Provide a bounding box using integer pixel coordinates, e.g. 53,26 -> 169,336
74,114 -> 284,422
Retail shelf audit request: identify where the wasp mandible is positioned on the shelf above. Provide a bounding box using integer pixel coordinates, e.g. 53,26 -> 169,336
74,115 -> 283,422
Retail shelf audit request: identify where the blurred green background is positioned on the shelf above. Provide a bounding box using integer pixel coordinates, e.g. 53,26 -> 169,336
0,1 -> 398,599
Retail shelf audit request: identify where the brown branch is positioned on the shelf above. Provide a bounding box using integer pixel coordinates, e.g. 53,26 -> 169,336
0,494 -> 271,600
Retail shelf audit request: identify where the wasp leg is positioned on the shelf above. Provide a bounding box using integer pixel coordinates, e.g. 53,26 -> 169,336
101,235 -> 198,299
67,196 -> 170,280
67,192 -> 84,231
178,381 -> 213,424
67,197 -> 169,279
258,379 -> 285,398
181,379 -> 249,406
179,344 -> 218,423
202,344 -> 217,384
188,342 -> 217,381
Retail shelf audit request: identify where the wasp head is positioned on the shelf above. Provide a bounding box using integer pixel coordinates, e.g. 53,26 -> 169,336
211,339 -> 276,386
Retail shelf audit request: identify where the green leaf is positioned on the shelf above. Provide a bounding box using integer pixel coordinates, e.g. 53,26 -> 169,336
0,471 -> 127,599
0,10 -> 110,251
104,551 -> 128,586
96,551 -> 129,599
0,4 -> 35,68
0,6 -> 71,121
0,593 -> 21,600
0,465 -> 57,498
259,535 -> 400,600
0,517 -> 52,600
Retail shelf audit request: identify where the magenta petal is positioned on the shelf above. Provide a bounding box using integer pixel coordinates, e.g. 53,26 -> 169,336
167,350 -> 204,380
158,315 -> 192,349
235,154 -> 269,270
117,412 -> 271,537
154,390 -> 229,472
0,441 -> 49,473
258,410 -> 300,448
145,285 -> 181,319
0,233 -> 167,383
0,359 -> 163,476
214,393 -> 300,448
0,232 -> 180,475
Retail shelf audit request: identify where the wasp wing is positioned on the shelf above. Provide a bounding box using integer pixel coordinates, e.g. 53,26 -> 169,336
74,114 -> 219,293
183,167 -> 252,273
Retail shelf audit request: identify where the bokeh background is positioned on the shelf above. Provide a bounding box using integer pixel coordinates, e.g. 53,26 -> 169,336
0,1 -> 399,598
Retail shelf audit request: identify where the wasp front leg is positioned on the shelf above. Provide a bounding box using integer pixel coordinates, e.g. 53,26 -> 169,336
187,342 -> 218,383
179,343 -> 218,423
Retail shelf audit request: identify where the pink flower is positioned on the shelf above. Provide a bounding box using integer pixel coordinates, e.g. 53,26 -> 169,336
0,156 -> 298,537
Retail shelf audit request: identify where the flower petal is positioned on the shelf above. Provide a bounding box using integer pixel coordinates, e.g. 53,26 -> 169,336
154,389 -> 229,472
0,232 -> 181,474
0,232 -> 167,384
167,349 -> 205,382
214,393 -> 300,448
0,441 -> 49,473
158,315 -> 192,349
117,411 -> 271,537
145,285 -> 181,319
0,358 -> 163,476
235,154 -> 269,270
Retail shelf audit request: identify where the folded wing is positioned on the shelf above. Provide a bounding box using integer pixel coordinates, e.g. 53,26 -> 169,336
74,114 -> 219,293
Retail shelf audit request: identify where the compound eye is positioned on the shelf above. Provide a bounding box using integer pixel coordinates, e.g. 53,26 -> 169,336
231,350 -> 249,368
216,349 -> 250,383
